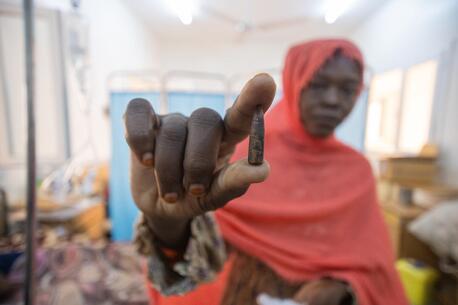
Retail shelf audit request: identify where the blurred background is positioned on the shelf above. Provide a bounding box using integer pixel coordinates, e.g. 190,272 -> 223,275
0,0 -> 457,304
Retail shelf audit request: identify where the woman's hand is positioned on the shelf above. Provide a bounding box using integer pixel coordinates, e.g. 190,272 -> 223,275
294,279 -> 353,305
125,74 -> 276,250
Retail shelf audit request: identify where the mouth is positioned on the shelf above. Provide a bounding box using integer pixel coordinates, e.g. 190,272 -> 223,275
311,114 -> 340,128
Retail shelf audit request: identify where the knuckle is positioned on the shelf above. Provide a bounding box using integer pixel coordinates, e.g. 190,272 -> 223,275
184,158 -> 214,175
155,157 -> 178,173
163,113 -> 187,126
156,115 -> 187,149
158,174 -> 180,189
223,108 -> 251,136
125,122 -> 152,141
155,151 -> 183,178
126,134 -> 154,153
189,108 -> 223,128
160,123 -> 186,143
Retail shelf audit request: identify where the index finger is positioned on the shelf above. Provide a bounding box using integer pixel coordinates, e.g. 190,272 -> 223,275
124,98 -> 159,166
222,73 -> 276,152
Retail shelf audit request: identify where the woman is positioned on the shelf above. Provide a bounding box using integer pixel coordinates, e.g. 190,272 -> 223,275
125,39 -> 408,305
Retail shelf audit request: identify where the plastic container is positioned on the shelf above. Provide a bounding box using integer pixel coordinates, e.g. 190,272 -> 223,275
396,259 -> 439,305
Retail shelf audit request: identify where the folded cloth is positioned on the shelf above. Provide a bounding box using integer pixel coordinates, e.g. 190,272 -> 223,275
134,212 -> 227,296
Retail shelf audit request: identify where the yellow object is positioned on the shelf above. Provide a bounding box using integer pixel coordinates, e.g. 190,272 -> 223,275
396,259 -> 439,305
419,143 -> 439,158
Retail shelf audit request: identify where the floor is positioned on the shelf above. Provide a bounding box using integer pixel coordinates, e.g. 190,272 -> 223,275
1,243 -> 150,305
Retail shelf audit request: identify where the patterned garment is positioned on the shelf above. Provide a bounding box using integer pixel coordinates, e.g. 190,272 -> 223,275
2,243 -> 149,305
134,213 -> 357,305
134,213 -> 226,296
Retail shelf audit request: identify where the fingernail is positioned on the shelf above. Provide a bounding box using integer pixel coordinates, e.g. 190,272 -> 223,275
163,193 -> 178,203
189,184 -> 205,196
142,152 -> 154,167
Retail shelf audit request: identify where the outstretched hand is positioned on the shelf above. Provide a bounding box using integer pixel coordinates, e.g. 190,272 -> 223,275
125,73 -> 276,249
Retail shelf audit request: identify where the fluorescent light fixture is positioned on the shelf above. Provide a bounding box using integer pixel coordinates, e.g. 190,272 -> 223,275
324,11 -> 338,24
165,0 -> 197,25
179,13 -> 192,25
324,0 -> 357,24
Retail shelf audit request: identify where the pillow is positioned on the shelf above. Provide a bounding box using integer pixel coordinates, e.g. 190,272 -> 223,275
409,201 -> 458,262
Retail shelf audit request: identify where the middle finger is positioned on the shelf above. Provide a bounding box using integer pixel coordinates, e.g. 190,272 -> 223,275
154,113 -> 188,203
184,108 -> 224,196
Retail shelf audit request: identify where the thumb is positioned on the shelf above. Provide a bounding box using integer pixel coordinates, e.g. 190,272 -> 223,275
201,158 -> 270,212
219,158 -> 270,190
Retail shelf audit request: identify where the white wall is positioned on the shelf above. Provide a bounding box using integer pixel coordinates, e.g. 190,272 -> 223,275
157,39 -> 290,95
350,0 -> 458,183
350,0 -> 458,73
157,33 -> 360,95
2,0 -> 161,161
68,0 -> 161,160
430,41 -> 458,183
0,0 -> 161,203
159,39 -> 288,76
31,0 -> 161,161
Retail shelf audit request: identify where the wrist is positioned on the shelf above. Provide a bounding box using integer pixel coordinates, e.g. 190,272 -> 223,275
145,214 -> 191,252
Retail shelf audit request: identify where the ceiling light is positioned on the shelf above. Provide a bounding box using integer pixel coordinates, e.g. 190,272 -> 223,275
179,14 -> 192,25
324,0 -> 357,24
325,12 -> 338,24
165,0 -> 197,25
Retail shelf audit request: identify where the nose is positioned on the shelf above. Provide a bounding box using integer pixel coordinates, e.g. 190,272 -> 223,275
322,86 -> 339,106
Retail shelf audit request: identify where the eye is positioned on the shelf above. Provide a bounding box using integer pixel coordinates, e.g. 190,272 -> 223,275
341,85 -> 357,96
309,82 -> 327,91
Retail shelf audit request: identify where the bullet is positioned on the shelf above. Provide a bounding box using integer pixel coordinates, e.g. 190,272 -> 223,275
248,105 -> 264,166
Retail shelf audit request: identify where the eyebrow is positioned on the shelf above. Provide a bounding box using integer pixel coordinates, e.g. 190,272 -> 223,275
314,71 -> 361,84
343,79 -> 361,85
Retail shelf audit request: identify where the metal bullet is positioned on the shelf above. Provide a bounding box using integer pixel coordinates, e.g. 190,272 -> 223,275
248,105 -> 264,166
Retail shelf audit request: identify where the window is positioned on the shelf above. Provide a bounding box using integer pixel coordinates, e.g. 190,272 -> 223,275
398,60 -> 437,153
365,60 -> 438,155
365,69 -> 404,154
0,5 -> 69,166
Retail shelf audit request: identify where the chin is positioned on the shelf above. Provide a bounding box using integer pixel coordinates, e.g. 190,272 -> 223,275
302,121 -> 336,138
308,127 -> 335,138
312,132 -> 333,138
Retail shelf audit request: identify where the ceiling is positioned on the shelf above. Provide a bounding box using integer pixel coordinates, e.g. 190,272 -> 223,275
126,0 -> 388,43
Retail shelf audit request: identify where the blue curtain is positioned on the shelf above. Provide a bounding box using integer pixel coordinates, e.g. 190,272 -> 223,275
109,92 -> 160,241
167,92 -> 225,117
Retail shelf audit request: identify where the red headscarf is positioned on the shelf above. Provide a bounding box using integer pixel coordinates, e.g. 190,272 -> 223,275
215,39 -> 408,305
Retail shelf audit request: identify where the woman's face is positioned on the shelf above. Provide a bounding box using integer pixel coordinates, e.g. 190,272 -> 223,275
300,54 -> 361,138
